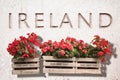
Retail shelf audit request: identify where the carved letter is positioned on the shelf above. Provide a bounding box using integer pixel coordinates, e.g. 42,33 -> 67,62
99,13 -> 112,28
35,13 -> 44,28
78,13 -> 92,28
19,13 -> 29,28
50,13 -> 58,28
60,13 -> 73,28
9,13 -> 12,29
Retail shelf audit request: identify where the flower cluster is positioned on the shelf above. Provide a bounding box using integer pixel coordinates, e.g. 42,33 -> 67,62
40,39 -> 74,58
65,37 -> 89,58
7,32 -> 41,60
40,37 -> 89,58
90,35 -> 112,62
40,35 -> 112,62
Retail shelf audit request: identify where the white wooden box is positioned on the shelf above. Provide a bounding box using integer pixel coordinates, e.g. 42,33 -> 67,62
75,58 -> 101,74
43,56 -> 101,74
12,57 -> 40,75
43,56 -> 76,74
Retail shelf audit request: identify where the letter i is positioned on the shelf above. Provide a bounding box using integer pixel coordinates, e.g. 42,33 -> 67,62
9,13 -> 12,29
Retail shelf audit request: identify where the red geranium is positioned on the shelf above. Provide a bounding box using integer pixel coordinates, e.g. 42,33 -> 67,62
91,35 -> 112,62
41,37 -> 89,58
98,51 -> 104,57
7,32 -> 41,60
41,37 -> 75,57
59,50 -> 65,56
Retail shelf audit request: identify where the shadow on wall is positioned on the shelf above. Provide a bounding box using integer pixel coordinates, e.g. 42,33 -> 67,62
101,42 -> 117,77
37,36 -> 43,42
17,42 -> 117,78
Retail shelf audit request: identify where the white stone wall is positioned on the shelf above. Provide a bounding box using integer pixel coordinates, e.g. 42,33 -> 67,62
0,0 -> 120,80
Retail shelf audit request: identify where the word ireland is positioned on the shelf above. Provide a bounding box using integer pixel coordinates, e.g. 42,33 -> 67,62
9,13 -> 112,29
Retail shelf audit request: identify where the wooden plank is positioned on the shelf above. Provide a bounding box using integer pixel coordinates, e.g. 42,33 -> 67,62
12,57 -> 40,75
43,62 -> 75,67
43,56 -> 75,61
76,58 -> 98,62
12,69 -> 40,75
12,58 -> 39,62
76,63 -> 99,68
43,68 -> 75,73
75,69 -> 101,74
12,63 -> 39,68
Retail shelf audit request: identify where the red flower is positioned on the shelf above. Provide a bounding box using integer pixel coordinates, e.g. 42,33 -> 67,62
66,43 -> 73,51
66,37 -> 71,41
82,50 -> 87,54
7,32 -> 41,59
53,41 -> 60,49
29,48 -> 35,53
94,35 -> 100,39
103,48 -> 112,55
66,37 -> 76,43
101,58 -> 106,62
93,41 -> 99,46
27,32 -> 41,47
100,38 -> 108,47
60,42 -> 67,49
98,51 -> 104,57
47,46 -> 53,52
91,35 -> 112,61
22,53 -> 29,59
78,40 -> 84,44
34,41 -> 41,47
7,39 -> 20,56
71,38 -> 76,42
20,36 -> 26,41
79,46 -> 82,50
59,50 -> 65,56
41,47 -> 48,53
48,40 -> 52,44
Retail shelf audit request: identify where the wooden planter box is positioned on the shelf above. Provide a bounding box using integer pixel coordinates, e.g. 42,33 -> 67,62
43,56 -> 101,74
43,56 -> 75,74
12,57 -> 40,75
75,58 -> 101,74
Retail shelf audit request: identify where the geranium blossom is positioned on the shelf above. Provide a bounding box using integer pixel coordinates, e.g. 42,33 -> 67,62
59,50 -> 65,56
7,32 -> 41,60
91,35 -> 112,62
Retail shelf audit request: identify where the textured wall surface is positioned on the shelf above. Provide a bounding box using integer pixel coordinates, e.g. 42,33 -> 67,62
0,0 -> 120,80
